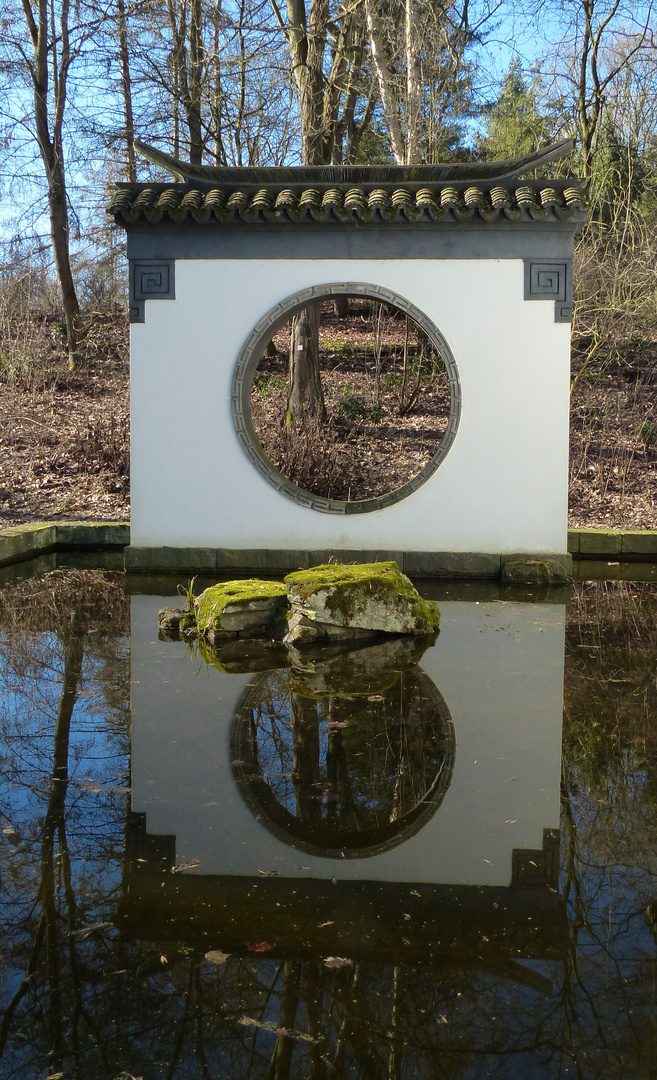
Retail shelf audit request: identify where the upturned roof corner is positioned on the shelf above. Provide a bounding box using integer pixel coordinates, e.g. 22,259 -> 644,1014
108,139 -> 586,229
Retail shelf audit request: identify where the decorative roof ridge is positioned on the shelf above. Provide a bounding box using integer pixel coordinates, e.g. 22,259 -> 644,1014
112,176 -> 585,197
108,182 -> 588,227
133,138 -> 576,186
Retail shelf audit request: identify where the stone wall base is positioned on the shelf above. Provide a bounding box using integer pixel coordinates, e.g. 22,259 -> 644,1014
124,546 -> 572,582
0,522 -> 130,568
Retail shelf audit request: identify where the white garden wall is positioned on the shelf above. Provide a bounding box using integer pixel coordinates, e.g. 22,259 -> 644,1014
130,257 -> 570,555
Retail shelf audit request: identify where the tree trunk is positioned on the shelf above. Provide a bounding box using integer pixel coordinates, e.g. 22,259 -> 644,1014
117,0 -> 136,181
364,0 -> 405,163
405,0 -> 423,164
48,173 -> 81,371
21,0 -> 81,370
211,0 -> 227,164
287,304 -> 325,424
167,0 -> 204,163
187,0 -> 204,163
284,2 -> 333,421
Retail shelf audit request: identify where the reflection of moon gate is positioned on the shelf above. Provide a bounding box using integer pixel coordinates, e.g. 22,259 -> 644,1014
232,666 -> 455,858
129,595 -> 564,888
126,595 -> 568,972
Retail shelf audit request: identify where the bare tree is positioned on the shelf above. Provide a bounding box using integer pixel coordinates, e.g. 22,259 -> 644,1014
18,0 -> 86,368
365,0 -> 483,164
542,0 -> 655,181
117,0 -> 137,182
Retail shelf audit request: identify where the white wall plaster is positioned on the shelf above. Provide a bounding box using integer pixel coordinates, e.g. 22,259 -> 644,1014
130,258 -> 570,553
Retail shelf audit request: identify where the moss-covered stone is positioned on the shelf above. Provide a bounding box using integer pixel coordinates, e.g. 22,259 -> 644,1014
195,579 -> 288,637
157,607 -> 188,630
284,561 -> 440,637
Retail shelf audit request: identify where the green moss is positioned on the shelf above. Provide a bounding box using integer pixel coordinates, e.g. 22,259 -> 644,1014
196,578 -> 288,635
286,561 -> 405,602
285,561 -> 440,632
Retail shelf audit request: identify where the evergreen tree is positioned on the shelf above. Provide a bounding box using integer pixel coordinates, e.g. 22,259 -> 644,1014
479,59 -> 553,159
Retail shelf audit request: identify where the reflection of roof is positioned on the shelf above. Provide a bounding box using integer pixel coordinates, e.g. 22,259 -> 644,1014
120,839 -> 569,975
109,181 -> 587,226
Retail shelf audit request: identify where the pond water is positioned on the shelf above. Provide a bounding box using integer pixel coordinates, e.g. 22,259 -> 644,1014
0,567 -> 656,1079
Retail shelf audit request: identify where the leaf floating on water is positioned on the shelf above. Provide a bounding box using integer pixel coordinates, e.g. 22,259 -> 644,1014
248,941 -> 273,952
78,780 -> 103,794
205,949 -> 230,966
238,1016 -> 317,1042
171,859 -> 200,873
258,869 -> 279,876
323,956 -> 353,969
72,920 -> 113,939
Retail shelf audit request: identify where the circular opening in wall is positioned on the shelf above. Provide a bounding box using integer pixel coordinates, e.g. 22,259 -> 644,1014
231,659 -> 455,859
232,284 -> 460,514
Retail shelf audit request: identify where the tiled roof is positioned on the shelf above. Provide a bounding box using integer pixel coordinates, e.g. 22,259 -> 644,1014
132,136 -> 577,185
109,182 -> 587,226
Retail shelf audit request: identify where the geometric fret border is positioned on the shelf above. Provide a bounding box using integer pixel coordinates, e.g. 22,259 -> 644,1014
524,259 -> 572,323
129,259 -> 176,323
511,827 -> 560,888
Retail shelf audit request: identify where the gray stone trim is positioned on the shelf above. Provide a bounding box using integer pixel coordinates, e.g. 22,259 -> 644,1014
231,282 -> 461,515
512,828 -> 560,889
124,546 -> 571,580
500,553 -> 572,584
126,223 -> 580,263
524,258 -> 573,323
129,259 -> 176,323
0,522 -> 130,568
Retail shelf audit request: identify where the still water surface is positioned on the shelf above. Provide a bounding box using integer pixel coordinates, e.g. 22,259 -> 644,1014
0,569 -> 655,1079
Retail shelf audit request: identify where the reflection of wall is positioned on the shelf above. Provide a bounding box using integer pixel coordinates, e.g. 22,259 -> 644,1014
130,595 -> 564,887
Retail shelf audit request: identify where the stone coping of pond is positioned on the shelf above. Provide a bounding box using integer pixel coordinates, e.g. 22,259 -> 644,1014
1,523 -> 657,572
0,522 -> 130,568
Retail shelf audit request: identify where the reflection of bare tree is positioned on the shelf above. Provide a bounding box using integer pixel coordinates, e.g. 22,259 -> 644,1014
290,696 -> 322,830
0,611 -> 85,1069
233,661 -> 454,854
4,576 -> 657,1076
0,571 -> 130,1076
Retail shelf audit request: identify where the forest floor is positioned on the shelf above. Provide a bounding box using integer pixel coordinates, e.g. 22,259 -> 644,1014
1,308 -> 657,531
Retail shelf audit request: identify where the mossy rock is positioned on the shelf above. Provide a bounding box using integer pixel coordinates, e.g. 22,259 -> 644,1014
158,606 -> 187,631
157,607 -> 197,636
284,561 -> 440,637
195,579 -> 288,638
